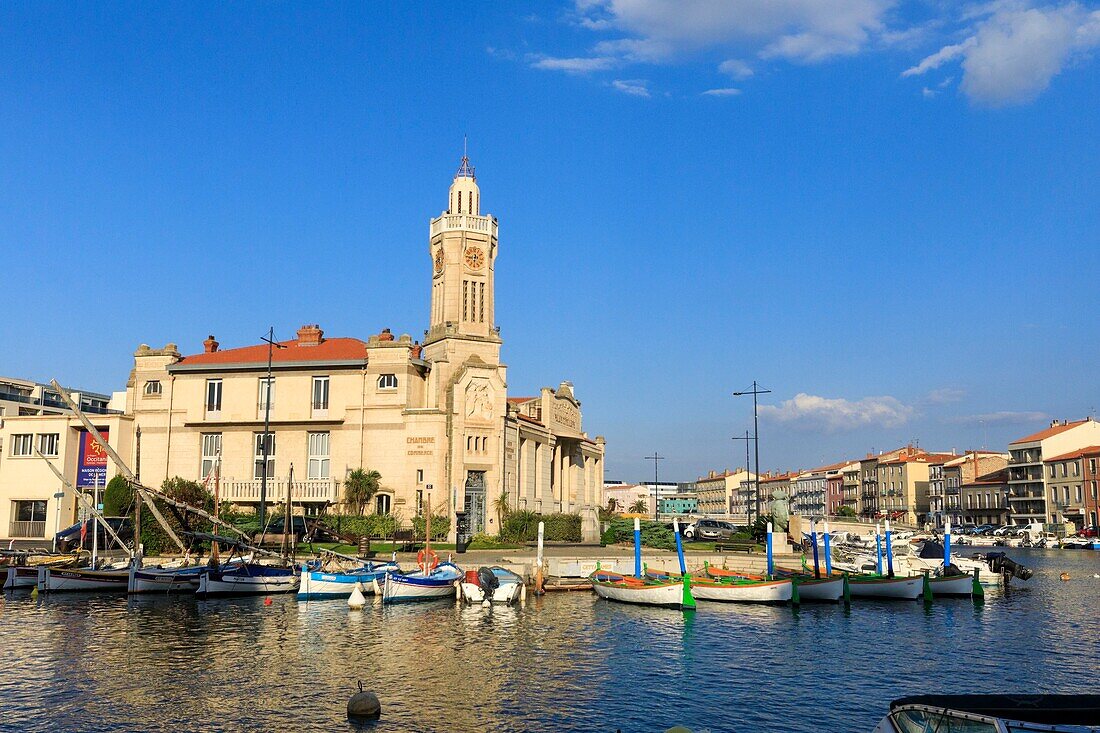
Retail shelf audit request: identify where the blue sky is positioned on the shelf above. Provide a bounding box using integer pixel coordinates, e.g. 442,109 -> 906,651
2,2 -> 1098,482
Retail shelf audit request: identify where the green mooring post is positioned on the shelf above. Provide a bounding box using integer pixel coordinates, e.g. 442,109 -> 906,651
843,572 -> 851,605
972,567 -> 984,601
682,573 -> 696,611
922,571 -> 933,604
791,579 -> 800,606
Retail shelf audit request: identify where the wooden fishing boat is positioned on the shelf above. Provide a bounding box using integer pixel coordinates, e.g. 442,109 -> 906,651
41,566 -> 130,593
651,567 -> 792,604
4,565 -> 42,590
926,572 -> 974,597
847,573 -> 923,600
298,560 -> 399,600
458,566 -> 525,604
380,561 -> 463,604
772,568 -> 845,602
590,570 -> 693,609
195,563 -> 299,598
129,562 -> 232,594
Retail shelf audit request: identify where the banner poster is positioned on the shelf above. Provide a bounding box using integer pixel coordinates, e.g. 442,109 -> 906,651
77,428 -> 109,488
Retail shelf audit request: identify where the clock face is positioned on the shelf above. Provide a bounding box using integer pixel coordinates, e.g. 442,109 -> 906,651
433,248 -> 444,274
464,246 -> 485,270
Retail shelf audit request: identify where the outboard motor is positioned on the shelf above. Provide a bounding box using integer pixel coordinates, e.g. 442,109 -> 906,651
985,552 -> 1034,581
477,567 -> 499,597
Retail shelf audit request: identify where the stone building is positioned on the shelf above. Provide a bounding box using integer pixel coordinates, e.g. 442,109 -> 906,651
117,156 -> 605,541
1008,419 -> 1100,526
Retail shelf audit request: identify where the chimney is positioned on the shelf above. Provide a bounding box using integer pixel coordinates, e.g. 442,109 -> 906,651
296,324 -> 324,346
378,328 -> 395,342
203,335 -> 219,353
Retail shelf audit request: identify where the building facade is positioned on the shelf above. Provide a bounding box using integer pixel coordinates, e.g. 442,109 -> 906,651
1007,419 -> 1100,526
0,376 -> 114,424
111,156 -> 605,542
1081,447 -> 1100,530
695,468 -> 753,518
961,468 -> 1010,526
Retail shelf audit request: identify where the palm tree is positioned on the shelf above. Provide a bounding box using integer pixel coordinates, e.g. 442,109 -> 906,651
493,490 -> 510,534
606,497 -> 620,514
629,498 -> 648,515
344,468 -> 381,515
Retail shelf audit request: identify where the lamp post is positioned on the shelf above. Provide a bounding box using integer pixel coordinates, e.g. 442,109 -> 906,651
258,327 -> 287,530
732,430 -> 754,527
645,452 -> 664,521
733,382 -> 771,521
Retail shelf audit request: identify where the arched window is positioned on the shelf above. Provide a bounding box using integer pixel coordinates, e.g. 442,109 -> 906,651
377,374 -> 397,390
376,494 -> 391,515
144,380 -> 162,396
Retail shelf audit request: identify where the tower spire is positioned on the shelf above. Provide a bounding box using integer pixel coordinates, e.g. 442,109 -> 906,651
456,136 -> 475,180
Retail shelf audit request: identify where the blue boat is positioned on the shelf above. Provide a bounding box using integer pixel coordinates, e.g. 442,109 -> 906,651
297,560 -> 400,600
381,562 -> 463,604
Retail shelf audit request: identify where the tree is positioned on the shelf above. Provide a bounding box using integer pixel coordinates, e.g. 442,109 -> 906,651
493,490 -> 510,534
837,505 -> 857,517
628,498 -> 648,514
102,475 -> 134,516
344,469 -> 381,515
606,497 -> 620,514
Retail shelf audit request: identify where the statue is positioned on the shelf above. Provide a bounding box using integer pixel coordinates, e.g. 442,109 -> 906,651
771,487 -> 790,532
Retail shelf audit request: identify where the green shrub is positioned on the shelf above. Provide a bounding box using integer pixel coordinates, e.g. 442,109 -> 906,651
501,510 -> 539,542
102,476 -> 133,516
541,513 -> 582,542
412,513 -> 449,541
600,526 -> 616,547
500,511 -> 582,542
605,518 -> 676,550
321,513 -> 399,539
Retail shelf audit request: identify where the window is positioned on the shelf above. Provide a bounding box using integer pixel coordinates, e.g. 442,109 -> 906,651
416,469 -> 424,484
36,433 -> 59,457
1061,463 -> 1068,477
307,432 -> 330,480
144,380 -> 162,396
201,434 -> 222,479
376,494 -> 391,515
416,489 -> 424,516
11,434 -> 33,456
1049,465 -> 1056,478
479,281 -> 485,323
1073,462 -> 1080,476
258,377 -> 274,413
205,379 -> 222,413
1090,459 -> 1097,475
377,374 -> 397,390
1076,485 -> 1082,503
253,432 -> 275,480
312,376 -> 329,412
14,499 -> 47,522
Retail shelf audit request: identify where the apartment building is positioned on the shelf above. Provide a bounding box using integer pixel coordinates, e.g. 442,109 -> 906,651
695,468 -> 754,517
1007,419 -> 1100,526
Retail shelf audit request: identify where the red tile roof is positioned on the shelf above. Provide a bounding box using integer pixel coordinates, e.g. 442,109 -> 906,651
177,337 -> 369,365
1044,446 -> 1100,463
1010,420 -> 1090,445
507,397 -> 536,404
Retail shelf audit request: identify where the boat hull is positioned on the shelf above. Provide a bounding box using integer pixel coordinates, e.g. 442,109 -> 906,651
692,578 -> 792,604
41,568 -> 130,593
297,563 -> 398,600
381,563 -> 463,604
792,576 -> 845,602
927,574 -> 973,597
460,580 -> 523,603
129,567 -> 205,594
3,566 -> 40,590
591,574 -> 687,609
196,565 -> 299,598
848,575 -> 923,599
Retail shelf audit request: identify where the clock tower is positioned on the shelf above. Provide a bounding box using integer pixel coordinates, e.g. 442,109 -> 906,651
426,154 -> 499,345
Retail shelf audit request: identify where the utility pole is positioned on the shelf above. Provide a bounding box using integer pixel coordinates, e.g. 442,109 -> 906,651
733,382 -> 771,521
645,452 -> 664,521
732,430 -> 754,527
258,327 -> 286,531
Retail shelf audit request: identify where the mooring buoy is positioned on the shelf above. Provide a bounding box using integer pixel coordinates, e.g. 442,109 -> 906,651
347,681 -> 381,721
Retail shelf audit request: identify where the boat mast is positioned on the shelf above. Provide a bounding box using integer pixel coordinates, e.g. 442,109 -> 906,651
425,490 -> 432,558
281,463 -> 294,561
91,472 -> 99,569
211,453 -> 221,566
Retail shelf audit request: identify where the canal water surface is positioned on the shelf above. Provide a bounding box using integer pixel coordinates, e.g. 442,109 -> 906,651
1,548 -> 1097,732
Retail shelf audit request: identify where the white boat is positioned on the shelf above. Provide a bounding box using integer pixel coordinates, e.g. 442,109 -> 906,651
590,570 -> 692,609
298,561 -> 399,600
875,695 -> 1100,733
926,573 -> 974,597
4,566 -> 41,590
458,566 -> 525,604
847,574 -> 923,600
41,566 -> 130,592
196,563 -> 299,598
691,577 -> 792,603
128,564 -> 211,594
380,562 -> 463,604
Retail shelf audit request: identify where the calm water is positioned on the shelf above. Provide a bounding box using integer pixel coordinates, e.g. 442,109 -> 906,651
1,549 -> 1097,733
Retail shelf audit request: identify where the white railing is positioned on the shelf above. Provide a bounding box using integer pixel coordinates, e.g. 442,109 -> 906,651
9,520 -> 46,538
429,214 -> 497,237
220,478 -> 340,503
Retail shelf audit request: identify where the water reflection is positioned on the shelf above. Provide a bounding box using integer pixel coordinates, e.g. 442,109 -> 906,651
0,549 -> 1096,732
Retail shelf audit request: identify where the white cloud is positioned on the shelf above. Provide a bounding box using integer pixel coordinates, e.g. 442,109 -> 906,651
718,58 -> 754,79
925,387 -> 967,404
946,411 -> 1052,425
922,86 -> 937,97
611,78 -> 652,96
760,393 -> 915,432
904,3 -> 1100,106
702,87 -> 742,96
530,55 -> 619,73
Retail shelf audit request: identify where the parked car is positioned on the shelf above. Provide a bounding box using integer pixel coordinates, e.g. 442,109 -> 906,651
1079,525 -> 1098,538
992,524 -> 1015,536
1014,522 -> 1045,537
970,523 -> 996,535
685,519 -> 735,541
55,516 -> 134,553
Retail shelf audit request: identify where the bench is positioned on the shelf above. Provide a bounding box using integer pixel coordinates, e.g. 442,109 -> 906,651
715,540 -> 758,553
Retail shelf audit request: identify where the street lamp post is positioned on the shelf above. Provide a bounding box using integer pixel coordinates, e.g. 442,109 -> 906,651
645,452 -> 664,521
733,381 -> 771,521
258,327 -> 287,531
732,430 -> 754,527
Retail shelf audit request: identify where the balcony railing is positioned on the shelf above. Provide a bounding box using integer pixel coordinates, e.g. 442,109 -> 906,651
430,214 -> 498,237
220,478 -> 341,504
9,520 -> 46,538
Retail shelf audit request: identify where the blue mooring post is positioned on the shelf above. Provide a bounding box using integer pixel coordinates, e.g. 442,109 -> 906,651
634,517 -> 642,579
823,520 -> 833,577
673,518 -> 687,576
766,521 -> 775,578
885,520 -> 895,577
810,519 -> 821,579
875,522 -> 883,575
944,517 -> 952,570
